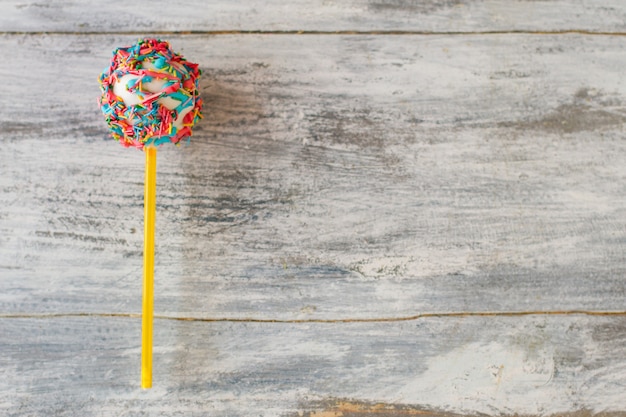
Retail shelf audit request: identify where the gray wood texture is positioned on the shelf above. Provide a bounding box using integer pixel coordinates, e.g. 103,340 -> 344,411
1,0 -> 626,33
2,34 -> 626,319
3,315 -> 626,416
1,2 -> 626,416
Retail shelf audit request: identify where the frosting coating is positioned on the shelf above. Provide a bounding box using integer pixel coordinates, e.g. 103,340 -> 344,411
98,39 -> 203,149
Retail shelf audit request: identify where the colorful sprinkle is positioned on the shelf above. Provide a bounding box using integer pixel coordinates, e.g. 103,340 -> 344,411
98,38 -> 203,149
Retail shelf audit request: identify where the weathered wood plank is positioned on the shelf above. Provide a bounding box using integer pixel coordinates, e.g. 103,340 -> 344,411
2,314 -> 626,416
1,34 -> 626,318
1,0 -> 626,33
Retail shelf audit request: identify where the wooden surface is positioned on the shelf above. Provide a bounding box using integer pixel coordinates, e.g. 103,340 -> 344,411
2,0 -> 626,33
1,2 -> 626,416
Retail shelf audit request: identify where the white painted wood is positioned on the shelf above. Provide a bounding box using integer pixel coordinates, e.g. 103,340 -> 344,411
2,9 -> 626,414
2,314 -> 626,416
1,0 -> 626,33
1,34 -> 626,320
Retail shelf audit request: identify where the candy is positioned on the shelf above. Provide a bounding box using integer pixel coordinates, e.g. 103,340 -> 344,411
98,38 -> 203,149
98,39 -> 204,389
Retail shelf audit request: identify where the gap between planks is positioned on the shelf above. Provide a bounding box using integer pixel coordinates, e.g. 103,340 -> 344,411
1,310 -> 626,323
3,29 -> 626,36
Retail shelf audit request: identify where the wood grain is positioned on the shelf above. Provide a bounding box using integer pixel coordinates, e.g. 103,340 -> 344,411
1,0 -> 626,33
2,13 -> 626,416
2,314 -> 626,416
1,34 -> 625,319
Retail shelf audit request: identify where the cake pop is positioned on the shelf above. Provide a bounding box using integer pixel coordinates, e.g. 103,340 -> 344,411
98,39 -> 203,389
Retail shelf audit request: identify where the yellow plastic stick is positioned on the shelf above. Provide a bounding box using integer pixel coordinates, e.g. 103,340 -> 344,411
141,146 -> 157,389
